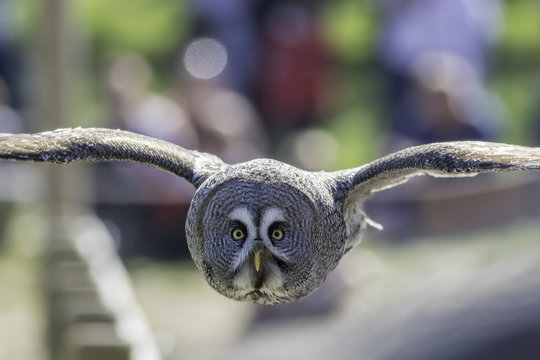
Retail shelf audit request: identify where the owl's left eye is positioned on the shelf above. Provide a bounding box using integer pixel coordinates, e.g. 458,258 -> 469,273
270,228 -> 284,241
231,227 -> 246,240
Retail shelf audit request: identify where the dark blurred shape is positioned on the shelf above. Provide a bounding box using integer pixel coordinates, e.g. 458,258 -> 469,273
0,77 -> 22,133
376,0 -> 503,149
0,0 -> 22,248
0,77 -> 23,248
0,0 -> 21,110
254,1 -> 331,140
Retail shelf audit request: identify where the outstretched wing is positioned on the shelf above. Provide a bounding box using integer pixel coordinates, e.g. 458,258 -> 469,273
335,141 -> 540,204
0,128 -> 227,187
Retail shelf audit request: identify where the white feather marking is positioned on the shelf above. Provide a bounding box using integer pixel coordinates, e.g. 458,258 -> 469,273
264,262 -> 284,288
260,207 -> 285,240
229,207 -> 256,271
233,262 -> 253,288
229,207 -> 254,227
231,207 -> 286,290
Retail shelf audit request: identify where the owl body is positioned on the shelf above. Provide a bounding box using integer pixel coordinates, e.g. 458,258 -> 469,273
186,158 -> 351,304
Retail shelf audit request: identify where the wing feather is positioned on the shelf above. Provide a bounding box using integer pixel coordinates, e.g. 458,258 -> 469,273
0,128 -> 226,187
335,141 -> 540,203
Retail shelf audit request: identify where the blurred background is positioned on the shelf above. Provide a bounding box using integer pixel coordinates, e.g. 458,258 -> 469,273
1,0 -> 540,359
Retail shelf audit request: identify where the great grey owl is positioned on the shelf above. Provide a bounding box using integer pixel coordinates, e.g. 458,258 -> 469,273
1,128 -> 540,304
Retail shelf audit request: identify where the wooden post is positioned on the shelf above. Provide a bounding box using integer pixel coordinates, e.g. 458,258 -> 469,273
38,0 -> 91,214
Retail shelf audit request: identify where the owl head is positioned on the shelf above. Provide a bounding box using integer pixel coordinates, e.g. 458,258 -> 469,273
1,128 -> 539,304
185,159 -> 349,304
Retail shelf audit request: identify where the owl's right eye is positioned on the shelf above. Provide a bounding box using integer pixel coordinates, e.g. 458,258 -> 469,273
231,227 -> 246,240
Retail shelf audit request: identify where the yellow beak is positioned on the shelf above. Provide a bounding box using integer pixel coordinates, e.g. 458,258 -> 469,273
254,249 -> 263,272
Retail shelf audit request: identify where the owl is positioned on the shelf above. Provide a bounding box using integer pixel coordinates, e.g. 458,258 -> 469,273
1,128 -> 539,304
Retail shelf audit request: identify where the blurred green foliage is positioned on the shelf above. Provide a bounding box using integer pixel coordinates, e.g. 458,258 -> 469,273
321,1 -> 378,65
492,73 -> 539,144
80,0 -> 190,62
499,0 -> 540,65
493,0 -> 540,144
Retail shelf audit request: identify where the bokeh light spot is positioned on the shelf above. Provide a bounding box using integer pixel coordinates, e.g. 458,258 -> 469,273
183,38 -> 228,80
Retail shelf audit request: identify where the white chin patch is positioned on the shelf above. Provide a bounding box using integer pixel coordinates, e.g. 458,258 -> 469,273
233,260 -> 284,291
264,261 -> 284,289
233,262 -> 253,289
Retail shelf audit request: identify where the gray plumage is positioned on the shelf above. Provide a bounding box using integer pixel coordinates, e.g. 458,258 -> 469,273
1,128 -> 540,304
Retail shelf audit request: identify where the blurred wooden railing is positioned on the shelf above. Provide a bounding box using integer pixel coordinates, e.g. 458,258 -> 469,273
44,213 -> 162,360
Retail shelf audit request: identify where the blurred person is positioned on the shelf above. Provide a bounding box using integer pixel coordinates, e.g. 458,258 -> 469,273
254,1 -> 332,141
98,54 -> 199,259
182,80 -> 269,164
375,0 -> 503,150
399,52 -> 500,145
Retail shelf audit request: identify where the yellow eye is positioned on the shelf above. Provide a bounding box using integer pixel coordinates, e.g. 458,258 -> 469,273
271,229 -> 284,241
231,228 -> 245,240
